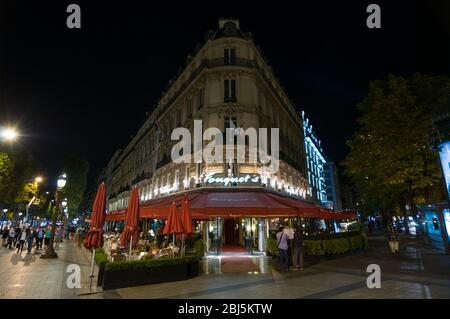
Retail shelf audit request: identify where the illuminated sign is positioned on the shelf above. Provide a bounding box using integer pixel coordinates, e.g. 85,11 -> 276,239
159,184 -> 179,195
203,173 -> 260,186
438,141 -> 450,199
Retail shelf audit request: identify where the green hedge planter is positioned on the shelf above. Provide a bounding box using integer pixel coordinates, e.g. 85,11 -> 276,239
99,256 -> 201,290
267,233 -> 367,257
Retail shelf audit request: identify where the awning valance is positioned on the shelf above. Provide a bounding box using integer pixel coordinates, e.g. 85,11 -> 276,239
105,190 -> 357,221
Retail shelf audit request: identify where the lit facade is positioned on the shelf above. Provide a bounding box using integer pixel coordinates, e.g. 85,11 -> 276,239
103,19 -> 317,255
106,19 -> 308,212
301,111 -> 327,206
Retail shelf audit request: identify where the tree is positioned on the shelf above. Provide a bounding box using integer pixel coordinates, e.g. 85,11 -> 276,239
61,157 -> 89,218
0,152 -> 13,199
15,181 -> 39,206
0,149 -> 36,208
342,74 -> 449,231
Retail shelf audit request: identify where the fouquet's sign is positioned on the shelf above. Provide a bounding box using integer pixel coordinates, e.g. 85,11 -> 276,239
203,173 -> 260,186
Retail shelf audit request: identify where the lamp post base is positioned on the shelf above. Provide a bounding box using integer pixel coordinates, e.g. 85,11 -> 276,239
40,250 -> 58,259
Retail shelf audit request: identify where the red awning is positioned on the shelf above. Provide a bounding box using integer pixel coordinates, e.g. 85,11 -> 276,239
106,190 -> 358,221
105,209 -> 127,221
189,191 -> 298,217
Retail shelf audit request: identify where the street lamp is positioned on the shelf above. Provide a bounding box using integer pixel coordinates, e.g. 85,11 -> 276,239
41,173 -> 67,259
35,176 -> 43,183
0,127 -> 18,142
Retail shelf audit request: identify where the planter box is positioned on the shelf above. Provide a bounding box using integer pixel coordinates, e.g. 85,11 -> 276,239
97,264 -> 105,287
187,261 -> 200,278
102,262 -> 200,290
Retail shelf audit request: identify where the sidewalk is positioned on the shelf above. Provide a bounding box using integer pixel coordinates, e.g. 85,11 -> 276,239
0,239 -> 93,298
85,233 -> 450,299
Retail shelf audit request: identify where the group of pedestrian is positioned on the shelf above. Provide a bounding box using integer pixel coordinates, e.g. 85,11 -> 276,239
276,225 -> 304,272
1,225 -> 56,254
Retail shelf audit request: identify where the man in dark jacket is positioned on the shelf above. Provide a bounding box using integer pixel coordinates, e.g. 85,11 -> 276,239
293,226 -> 304,271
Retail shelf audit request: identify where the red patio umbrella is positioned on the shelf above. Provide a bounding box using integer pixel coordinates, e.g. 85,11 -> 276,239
119,187 -> 141,248
179,194 -> 193,256
84,182 -> 106,249
162,201 -> 183,245
180,194 -> 194,235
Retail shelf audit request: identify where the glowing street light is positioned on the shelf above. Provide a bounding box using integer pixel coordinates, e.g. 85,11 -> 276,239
42,173 -> 68,259
35,176 -> 43,183
0,128 -> 19,142
57,174 -> 67,189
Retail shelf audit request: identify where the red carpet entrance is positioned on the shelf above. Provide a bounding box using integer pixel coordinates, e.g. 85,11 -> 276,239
221,245 -> 247,253
220,257 -> 260,273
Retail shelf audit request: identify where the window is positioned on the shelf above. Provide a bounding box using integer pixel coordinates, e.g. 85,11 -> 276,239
224,79 -> 236,102
196,163 -> 202,181
224,48 -> 236,65
258,89 -> 262,109
185,166 -> 191,185
174,170 -> 179,186
167,173 -> 171,186
187,98 -> 193,117
197,88 -> 204,110
224,116 -> 237,130
175,111 -> 180,127
224,115 -> 237,143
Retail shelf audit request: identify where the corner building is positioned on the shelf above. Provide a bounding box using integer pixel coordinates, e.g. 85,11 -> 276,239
104,19 -> 352,255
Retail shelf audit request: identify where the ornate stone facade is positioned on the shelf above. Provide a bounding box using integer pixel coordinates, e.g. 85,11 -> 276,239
106,19 -> 309,212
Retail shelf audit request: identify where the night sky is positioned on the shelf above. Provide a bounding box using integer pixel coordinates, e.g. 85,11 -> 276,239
1,1 -> 449,186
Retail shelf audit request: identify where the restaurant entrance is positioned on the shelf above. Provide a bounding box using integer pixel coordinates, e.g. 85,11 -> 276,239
206,217 -> 268,255
224,218 -> 241,246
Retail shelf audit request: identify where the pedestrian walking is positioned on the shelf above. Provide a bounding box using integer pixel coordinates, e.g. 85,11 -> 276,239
387,222 -> 399,254
44,226 -> 52,248
36,227 -> 44,250
6,226 -> 15,249
276,226 -> 289,272
293,226 -> 304,271
13,225 -> 20,246
16,227 -> 27,254
55,227 -> 63,249
27,227 -> 34,254
2,227 -> 9,247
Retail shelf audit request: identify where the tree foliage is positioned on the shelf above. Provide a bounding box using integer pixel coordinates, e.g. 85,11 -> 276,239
15,182 -> 39,205
0,149 -> 36,207
61,156 -> 89,217
342,74 -> 449,219
0,152 -> 13,196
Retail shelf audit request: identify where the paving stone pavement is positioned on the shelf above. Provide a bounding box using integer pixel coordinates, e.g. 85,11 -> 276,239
0,240 -> 93,299
86,233 -> 450,299
1,233 -> 449,299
